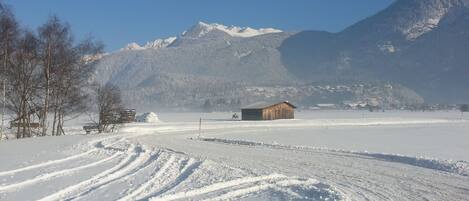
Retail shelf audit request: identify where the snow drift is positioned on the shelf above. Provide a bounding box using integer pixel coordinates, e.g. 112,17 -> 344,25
136,112 -> 160,123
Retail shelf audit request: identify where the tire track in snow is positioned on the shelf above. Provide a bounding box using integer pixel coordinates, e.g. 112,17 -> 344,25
31,133 -> 158,201
82,150 -> 162,194
0,151 -> 122,193
63,145 -> 152,201
143,158 -> 202,199
149,174 -> 288,201
117,154 -> 202,201
0,135 -> 128,177
193,137 -> 452,200
198,137 -> 469,177
36,144 -> 145,201
116,154 -> 178,201
200,178 -> 341,201
0,149 -> 97,177
149,174 -> 344,201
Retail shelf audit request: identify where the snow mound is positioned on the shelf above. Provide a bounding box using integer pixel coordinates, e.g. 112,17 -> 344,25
136,112 -> 160,123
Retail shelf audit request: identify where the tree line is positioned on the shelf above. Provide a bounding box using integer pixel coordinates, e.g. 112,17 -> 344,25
0,3 -> 108,138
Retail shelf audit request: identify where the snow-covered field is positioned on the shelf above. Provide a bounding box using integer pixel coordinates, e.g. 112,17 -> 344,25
0,111 -> 468,200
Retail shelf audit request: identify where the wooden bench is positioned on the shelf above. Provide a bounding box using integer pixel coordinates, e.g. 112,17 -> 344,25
83,125 -> 102,134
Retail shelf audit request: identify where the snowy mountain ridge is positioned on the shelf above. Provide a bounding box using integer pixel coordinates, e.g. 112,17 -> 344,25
338,0 -> 469,41
182,21 -> 282,38
119,22 -> 281,52
393,0 -> 469,40
120,36 -> 177,51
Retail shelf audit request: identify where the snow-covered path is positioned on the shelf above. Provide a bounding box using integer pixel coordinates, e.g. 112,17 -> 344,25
0,132 -> 340,201
0,112 -> 468,200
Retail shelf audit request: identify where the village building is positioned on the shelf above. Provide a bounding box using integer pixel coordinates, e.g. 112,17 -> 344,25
241,101 -> 296,120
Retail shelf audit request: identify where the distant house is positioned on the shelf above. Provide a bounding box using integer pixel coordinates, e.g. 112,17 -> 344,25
241,101 -> 296,120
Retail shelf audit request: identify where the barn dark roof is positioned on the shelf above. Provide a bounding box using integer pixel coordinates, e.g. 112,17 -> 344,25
242,101 -> 296,109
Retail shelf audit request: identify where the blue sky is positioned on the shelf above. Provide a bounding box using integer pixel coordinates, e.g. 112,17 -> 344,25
4,0 -> 394,51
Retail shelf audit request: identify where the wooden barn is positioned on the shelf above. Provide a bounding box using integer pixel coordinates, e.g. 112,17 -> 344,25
241,101 -> 296,120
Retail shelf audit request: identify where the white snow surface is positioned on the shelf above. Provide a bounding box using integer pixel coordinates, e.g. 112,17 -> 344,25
1,111 -> 469,200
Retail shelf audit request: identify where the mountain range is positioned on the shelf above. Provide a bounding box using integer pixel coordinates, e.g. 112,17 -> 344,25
281,0 -> 469,103
92,0 -> 469,111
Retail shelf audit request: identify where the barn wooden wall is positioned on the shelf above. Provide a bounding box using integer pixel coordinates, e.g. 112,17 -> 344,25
242,103 -> 295,120
262,103 -> 294,120
241,109 -> 263,120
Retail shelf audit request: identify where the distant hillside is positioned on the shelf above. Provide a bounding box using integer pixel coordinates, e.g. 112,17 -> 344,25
92,22 -> 304,110
92,0 -> 469,110
280,0 -> 469,103
94,22 -> 297,86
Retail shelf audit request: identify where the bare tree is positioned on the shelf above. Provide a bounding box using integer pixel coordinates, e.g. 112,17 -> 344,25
96,83 -> 123,133
0,6 -> 103,138
38,16 -> 103,136
49,38 -> 102,136
0,3 -> 18,139
4,30 -> 40,138
37,16 -> 71,136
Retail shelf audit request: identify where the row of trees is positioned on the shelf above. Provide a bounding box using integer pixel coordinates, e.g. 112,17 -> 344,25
0,4 -> 104,138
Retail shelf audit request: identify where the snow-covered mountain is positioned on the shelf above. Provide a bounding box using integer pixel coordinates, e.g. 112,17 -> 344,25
93,22 -> 299,110
341,0 -> 469,41
92,0 -> 469,110
97,22 -> 292,86
280,0 -> 469,103
119,22 -> 281,52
